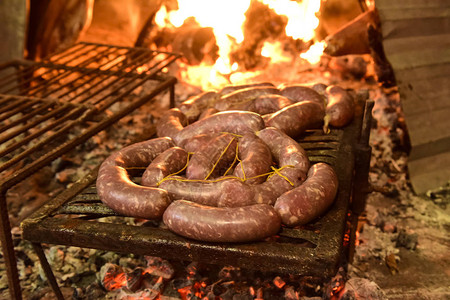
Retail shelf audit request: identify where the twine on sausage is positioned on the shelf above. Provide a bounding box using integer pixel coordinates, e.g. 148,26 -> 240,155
153,132 -> 296,187
203,135 -> 237,180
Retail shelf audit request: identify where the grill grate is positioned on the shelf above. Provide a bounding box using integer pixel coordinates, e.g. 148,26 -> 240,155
22,95 -> 373,298
0,42 -> 180,300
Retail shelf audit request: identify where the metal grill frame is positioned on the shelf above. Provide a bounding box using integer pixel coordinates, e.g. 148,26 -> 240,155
0,42 -> 180,300
21,95 -> 374,299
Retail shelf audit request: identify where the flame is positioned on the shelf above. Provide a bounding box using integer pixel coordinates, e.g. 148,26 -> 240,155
300,41 -> 325,65
156,0 -> 323,89
261,0 -> 321,41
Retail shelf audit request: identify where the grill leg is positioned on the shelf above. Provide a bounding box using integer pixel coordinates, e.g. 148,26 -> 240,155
0,192 -> 23,300
32,243 -> 65,300
169,84 -> 175,108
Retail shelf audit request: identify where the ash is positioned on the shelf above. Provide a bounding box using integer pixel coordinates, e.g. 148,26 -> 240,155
1,56 -> 449,300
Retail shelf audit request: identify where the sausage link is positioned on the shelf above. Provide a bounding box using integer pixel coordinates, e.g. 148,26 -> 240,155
160,177 -> 254,207
233,133 -> 272,185
264,101 -> 325,138
324,85 -> 355,128
257,127 -> 310,174
214,86 -> 280,111
174,111 -> 265,146
163,200 -> 281,242
218,82 -> 275,96
178,91 -> 218,123
252,94 -> 296,115
278,84 -> 326,106
96,138 -> 175,219
156,108 -> 188,140
252,167 -> 307,205
141,147 -> 189,187
178,133 -> 217,153
274,162 -> 338,226
186,133 -> 237,180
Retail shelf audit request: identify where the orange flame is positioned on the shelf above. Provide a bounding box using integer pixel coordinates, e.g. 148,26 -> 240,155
156,0 -> 323,89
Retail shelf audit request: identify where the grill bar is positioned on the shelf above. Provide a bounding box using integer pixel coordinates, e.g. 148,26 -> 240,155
0,42 -> 180,300
22,96 -> 371,300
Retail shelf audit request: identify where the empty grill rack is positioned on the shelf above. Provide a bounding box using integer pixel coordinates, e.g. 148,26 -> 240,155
22,97 -> 374,299
0,42 -> 180,300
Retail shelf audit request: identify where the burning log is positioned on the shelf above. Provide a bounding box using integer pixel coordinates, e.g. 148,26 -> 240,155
230,1 -> 289,70
153,20 -> 219,65
323,9 -> 379,57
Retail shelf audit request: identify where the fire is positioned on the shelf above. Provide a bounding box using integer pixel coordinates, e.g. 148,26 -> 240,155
261,0 -> 321,41
155,0 -> 323,89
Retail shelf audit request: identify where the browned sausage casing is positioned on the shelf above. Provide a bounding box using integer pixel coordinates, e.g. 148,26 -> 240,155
96,137 -> 175,219
198,107 -> 220,120
257,127 -> 310,174
186,133 -> 237,180
178,91 -> 218,123
141,147 -> 189,187
233,133 -> 273,184
156,108 -> 188,140
278,84 -> 325,106
324,85 -> 355,128
163,200 -> 281,242
178,133 -> 217,153
251,94 -> 296,115
160,177 -> 255,207
214,86 -> 280,111
274,162 -> 338,226
264,101 -> 325,138
218,82 -> 275,96
251,167 -> 307,206
174,111 -> 265,146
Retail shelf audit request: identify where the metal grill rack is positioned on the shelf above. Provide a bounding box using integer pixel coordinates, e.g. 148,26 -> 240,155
22,97 -> 374,300
0,42 -> 180,300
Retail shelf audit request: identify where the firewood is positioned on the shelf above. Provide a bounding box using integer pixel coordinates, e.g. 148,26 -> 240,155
323,9 -> 379,57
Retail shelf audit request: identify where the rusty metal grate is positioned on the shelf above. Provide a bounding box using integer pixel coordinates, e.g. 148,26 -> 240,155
21,96 -> 374,299
0,42 -> 180,300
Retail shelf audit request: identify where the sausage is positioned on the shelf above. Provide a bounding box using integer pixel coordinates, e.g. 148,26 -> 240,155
96,137 -> 175,219
264,101 -> 325,138
160,177 -> 255,207
159,176 -> 223,206
274,162 -> 338,226
324,85 -> 355,129
198,107 -> 220,120
141,147 -> 189,187
218,82 -> 275,96
156,108 -> 188,139
163,200 -> 281,242
257,127 -> 310,174
251,167 -> 307,205
178,133 -> 217,153
186,133 -> 238,180
214,86 -> 280,111
222,128 -> 309,207
178,91 -> 218,123
233,133 -> 272,185
278,84 -> 326,106
251,94 -> 296,115
174,111 -> 265,146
